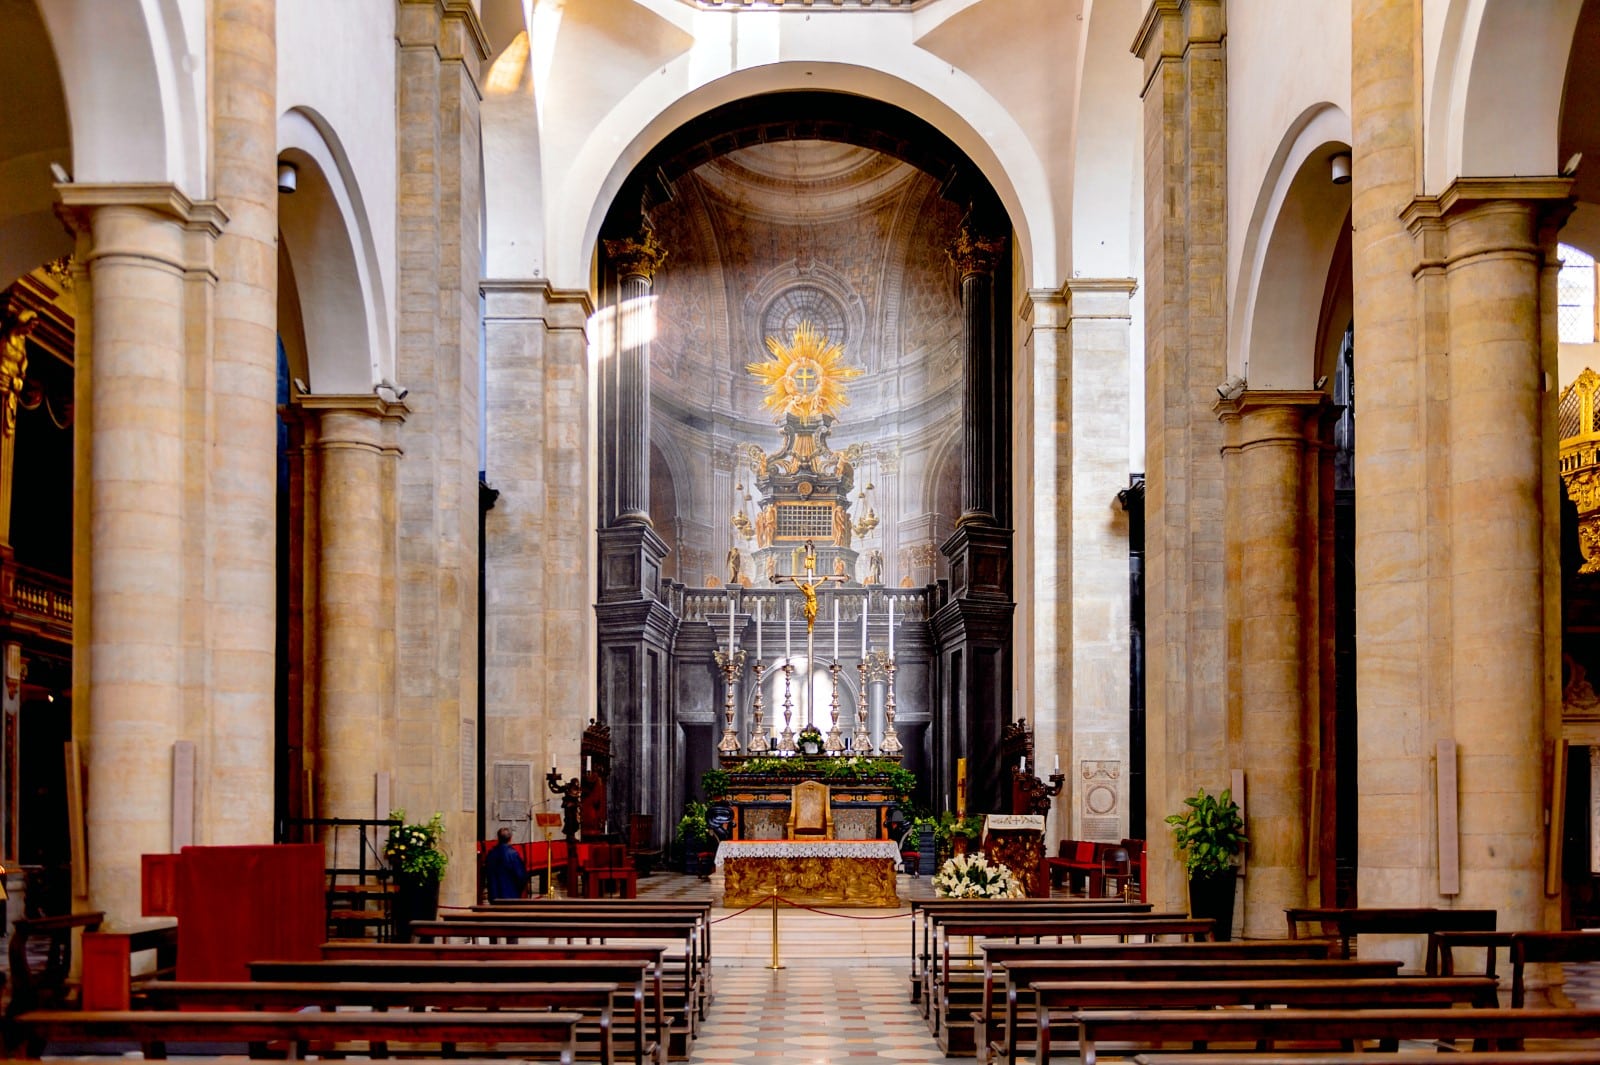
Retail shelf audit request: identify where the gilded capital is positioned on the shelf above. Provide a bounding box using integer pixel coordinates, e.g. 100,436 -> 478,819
0,310 -> 37,437
604,224 -> 668,282
946,224 -> 1006,278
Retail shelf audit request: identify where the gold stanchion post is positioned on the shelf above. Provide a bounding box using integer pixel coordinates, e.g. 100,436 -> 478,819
767,891 -> 785,970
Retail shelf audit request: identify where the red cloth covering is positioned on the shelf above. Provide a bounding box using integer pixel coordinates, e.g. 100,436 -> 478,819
174,844 -> 324,981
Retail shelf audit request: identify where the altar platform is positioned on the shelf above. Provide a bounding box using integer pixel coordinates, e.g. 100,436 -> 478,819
714,839 -> 902,908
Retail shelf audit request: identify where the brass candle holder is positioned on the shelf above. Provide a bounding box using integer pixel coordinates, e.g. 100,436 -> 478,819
747,659 -> 770,754
881,653 -> 903,757
714,648 -> 746,755
824,660 -> 845,753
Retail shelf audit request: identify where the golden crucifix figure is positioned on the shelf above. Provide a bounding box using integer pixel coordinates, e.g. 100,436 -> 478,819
776,539 -> 844,634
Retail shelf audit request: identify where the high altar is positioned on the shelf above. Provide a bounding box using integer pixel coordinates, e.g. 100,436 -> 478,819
716,839 -> 901,907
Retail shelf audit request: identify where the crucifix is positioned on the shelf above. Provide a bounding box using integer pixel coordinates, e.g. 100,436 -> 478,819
774,539 -> 846,730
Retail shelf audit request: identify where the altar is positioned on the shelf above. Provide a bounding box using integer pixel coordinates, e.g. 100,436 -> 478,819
715,839 -> 901,908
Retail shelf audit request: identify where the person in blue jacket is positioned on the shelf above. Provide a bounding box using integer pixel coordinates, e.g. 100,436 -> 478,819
483,827 -> 529,900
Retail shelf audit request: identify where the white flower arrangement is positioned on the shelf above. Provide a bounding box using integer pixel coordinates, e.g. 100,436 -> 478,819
931,852 -> 1025,899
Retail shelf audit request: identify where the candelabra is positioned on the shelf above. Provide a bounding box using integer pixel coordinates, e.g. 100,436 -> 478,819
747,659 -> 770,754
881,653 -> 903,757
714,648 -> 746,755
824,660 -> 845,753
778,661 -> 796,753
853,657 -> 874,755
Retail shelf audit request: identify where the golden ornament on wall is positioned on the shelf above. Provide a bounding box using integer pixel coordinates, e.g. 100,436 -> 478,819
746,320 -> 862,423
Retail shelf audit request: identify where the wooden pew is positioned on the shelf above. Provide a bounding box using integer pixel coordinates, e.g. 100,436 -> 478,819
143,980 -> 620,1065
1016,977 -> 1498,1064
909,901 -> 1167,1004
991,956 -> 1405,1064
1052,1007 -> 1600,1065
1285,906 -> 1497,971
251,957 -> 658,1064
1132,1049 -> 1600,1055
974,938 -> 1341,1060
411,915 -> 703,1039
912,898 -> 1157,996
458,900 -> 714,992
931,917 -> 1212,1028
6,911 -> 103,1017
15,1008 -> 585,1064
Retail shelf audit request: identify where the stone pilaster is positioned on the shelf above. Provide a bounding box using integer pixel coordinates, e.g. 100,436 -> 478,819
1218,391 -> 1326,938
395,0 -> 487,904
482,280 -> 595,821
205,0 -> 278,846
1020,281 -> 1135,845
303,395 -> 406,820
603,226 -> 665,526
1133,0 -> 1228,909
58,186 -> 224,926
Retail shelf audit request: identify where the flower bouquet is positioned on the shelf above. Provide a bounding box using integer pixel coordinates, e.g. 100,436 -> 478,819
385,809 -> 448,883
932,852 -> 1025,899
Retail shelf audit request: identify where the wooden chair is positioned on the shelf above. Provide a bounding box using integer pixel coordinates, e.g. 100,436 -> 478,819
627,814 -> 661,876
788,779 -> 833,838
581,843 -> 639,898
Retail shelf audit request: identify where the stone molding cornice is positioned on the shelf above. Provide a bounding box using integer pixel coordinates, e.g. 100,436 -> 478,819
440,0 -> 491,63
1403,177 -> 1573,275
55,183 -> 229,237
295,393 -> 409,422
1021,279 -> 1137,323
1132,0 -> 1184,64
481,279 -> 595,330
1401,176 -> 1572,231
1215,389 -> 1329,449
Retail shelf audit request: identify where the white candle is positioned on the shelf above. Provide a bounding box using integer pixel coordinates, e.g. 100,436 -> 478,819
756,601 -> 763,661
728,594 -> 736,655
861,596 -> 868,658
1054,754 -> 1060,771
832,597 -> 840,660
785,598 -> 792,658
888,598 -> 895,658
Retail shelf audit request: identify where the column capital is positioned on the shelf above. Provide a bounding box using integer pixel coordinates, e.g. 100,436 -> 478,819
55,182 -> 227,236
946,223 -> 1006,279
1216,389 -> 1329,448
296,393 -> 408,451
604,225 -> 668,283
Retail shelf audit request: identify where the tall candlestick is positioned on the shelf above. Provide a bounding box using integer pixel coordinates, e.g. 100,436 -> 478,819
861,596 -> 868,657
728,593 -> 736,654
888,598 -> 895,657
832,597 -> 840,660
785,598 -> 792,659
756,600 -> 763,661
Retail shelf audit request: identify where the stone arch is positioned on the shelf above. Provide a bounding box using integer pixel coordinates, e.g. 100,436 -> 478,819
1232,104 -> 1353,389
276,107 -> 391,393
0,0 -> 73,287
35,0 -> 204,191
551,65 -> 1056,290
1427,0 -> 1584,190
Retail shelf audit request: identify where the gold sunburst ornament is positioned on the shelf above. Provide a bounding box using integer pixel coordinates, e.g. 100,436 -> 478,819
746,320 -> 863,423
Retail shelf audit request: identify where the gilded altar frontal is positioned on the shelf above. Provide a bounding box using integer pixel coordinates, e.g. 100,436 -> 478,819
0,0 -> 1595,996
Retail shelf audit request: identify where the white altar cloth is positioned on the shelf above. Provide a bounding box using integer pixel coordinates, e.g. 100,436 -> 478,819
713,839 -> 902,866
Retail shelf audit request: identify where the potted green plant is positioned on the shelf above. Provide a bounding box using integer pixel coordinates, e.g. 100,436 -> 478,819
676,800 -> 716,877
1164,786 -> 1246,940
700,768 -> 731,801
384,809 -> 447,941
795,723 -> 824,756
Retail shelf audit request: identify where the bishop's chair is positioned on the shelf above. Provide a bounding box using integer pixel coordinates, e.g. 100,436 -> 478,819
787,780 -> 833,839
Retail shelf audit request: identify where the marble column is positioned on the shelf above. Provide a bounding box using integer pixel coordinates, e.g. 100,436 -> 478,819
58,187 -> 223,926
206,0 -> 278,845
597,227 -> 673,834
937,221 -> 1014,815
1218,391 -> 1326,938
1133,0 -> 1228,909
305,395 -> 405,820
604,226 -> 664,526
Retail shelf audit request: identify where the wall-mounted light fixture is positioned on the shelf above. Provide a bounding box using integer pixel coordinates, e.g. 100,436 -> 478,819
1330,152 -> 1352,185
277,161 -> 298,194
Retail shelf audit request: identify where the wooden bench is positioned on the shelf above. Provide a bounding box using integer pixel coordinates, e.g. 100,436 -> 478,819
973,938 -> 1342,1058
14,1008 -> 585,1063
280,947 -> 669,1062
1139,1049 -> 1600,1055
144,980 -> 620,1065
991,956 -> 1405,1064
931,917 -> 1213,1026
1435,929 -> 1600,1007
1286,906 -> 1498,972
460,900 -> 714,988
6,911 -> 104,1017
909,901 -> 1165,1003
1053,1007 -> 1600,1065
